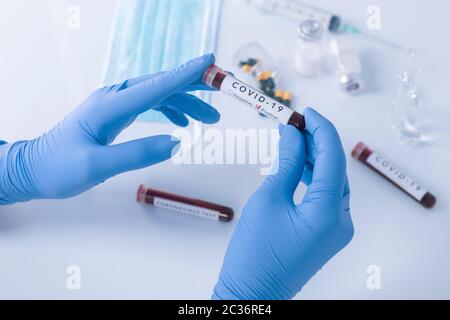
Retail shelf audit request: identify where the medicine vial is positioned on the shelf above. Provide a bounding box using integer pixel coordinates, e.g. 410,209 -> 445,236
330,35 -> 364,94
203,64 -> 305,131
137,185 -> 234,222
295,20 -> 325,77
352,143 -> 436,209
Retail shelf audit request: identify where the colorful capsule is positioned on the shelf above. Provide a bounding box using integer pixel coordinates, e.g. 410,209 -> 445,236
274,89 -> 284,103
241,64 -> 252,73
257,70 -> 272,81
236,59 -> 294,111
239,58 -> 259,68
282,91 -> 292,107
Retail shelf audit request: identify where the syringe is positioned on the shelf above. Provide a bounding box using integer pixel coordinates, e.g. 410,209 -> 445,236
242,0 -> 341,32
339,23 -> 406,51
242,0 -> 407,51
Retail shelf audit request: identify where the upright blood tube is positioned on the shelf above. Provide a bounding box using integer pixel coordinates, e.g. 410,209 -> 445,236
352,142 -> 436,209
137,185 -> 234,222
203,64 -> 306,131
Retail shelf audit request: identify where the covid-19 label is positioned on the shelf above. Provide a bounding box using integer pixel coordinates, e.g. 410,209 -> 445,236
367,153 -> 427,201
221,77 -> 294,124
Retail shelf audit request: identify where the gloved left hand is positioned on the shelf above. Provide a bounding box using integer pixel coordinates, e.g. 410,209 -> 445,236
0,54 -> 219,205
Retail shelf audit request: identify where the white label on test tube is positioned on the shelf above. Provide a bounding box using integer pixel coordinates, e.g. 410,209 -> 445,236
366,153 -> 427,201
220,76 -> 294,124
153,197 -> 220,221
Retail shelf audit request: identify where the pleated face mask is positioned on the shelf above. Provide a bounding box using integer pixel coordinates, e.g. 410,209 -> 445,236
102,0 -> 222,122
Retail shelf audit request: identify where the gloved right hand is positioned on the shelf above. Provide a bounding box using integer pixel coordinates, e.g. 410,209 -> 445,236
213,108 -> 354,300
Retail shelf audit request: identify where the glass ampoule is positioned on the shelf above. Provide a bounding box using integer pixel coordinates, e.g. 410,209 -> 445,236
390,50 -> 427,146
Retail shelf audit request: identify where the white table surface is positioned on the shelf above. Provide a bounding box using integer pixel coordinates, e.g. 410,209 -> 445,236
0,0 -> 449,299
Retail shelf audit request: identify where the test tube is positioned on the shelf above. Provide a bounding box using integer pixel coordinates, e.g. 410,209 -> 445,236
137,185 -> 234,222
203,64 -> 305,131
352,143 -> 436,209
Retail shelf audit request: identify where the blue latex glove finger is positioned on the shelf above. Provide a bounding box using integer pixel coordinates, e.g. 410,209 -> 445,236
154,93 -> 220,127
118,72 -> 215,92
278,124 -> 314,187
0,54 -> 215,204
160,93 -> 220,124
299,131 -> 350,199
157,107 -> 190,127
300,160 -> 314,185
301,162 -> 351,199
76,54 -> 216,145
278,124 -> 345,193
110,54 -> 215,120
213,109 -> 354,300
260,125 -> 306,199
303,107 -> 347,197
94,136 -> 180,180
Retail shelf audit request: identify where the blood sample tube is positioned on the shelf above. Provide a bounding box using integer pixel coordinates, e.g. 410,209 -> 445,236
137,185 -> 234,222
352,142 -> 436,209
203,64 -> 306,131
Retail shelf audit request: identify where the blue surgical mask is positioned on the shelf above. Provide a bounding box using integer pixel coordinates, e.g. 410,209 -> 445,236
102,0 -> 222,122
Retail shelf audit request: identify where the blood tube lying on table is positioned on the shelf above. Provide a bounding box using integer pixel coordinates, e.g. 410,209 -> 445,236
137,185 -> 234,222
352,142 -> 436,209
203,64 -> 306,131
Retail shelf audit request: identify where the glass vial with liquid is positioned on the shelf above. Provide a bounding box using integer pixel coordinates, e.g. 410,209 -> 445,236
295,20 -> 325,77
329,35 -> 364,94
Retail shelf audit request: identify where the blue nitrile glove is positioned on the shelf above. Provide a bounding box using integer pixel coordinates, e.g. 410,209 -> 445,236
0,54 -> 219,205
213,108 -> 354,300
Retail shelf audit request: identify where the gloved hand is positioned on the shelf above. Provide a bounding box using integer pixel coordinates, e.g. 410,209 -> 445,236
213,108 -> 354,300
0,54 -> 219,205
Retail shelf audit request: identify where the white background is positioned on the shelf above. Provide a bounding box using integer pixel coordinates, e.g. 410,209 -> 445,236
0,0 -> 449,299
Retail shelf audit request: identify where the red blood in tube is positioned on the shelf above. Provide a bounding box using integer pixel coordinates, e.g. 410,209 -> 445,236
137,185 -> 234,222
352,142 -> 436,209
